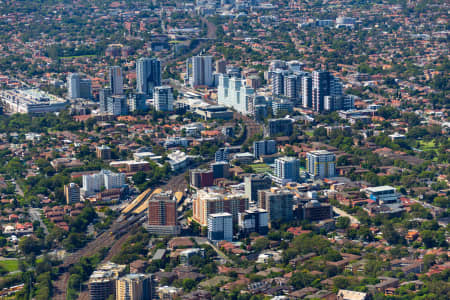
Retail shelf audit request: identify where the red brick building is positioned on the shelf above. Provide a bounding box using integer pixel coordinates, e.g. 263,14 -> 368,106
148,191 -> 179,235
190,169 -> 214,188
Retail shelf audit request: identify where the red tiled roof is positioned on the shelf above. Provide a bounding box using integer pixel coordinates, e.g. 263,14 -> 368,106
287,227 -> 311,236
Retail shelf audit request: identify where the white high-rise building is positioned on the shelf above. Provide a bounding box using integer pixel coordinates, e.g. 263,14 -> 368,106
208,212 -> 233,242
343,95 -> 355,110
107,95 -> 128,116
136,58 -> 161,97
99,88 -> 112,113
331,76 -> 343,97
258,188 -> 294,224
302,76 -> 312,108
82,170 -> 126,196
274,156 -> 300,184
324,95 -> 355,111
324,76 -> 355,111
104,170 -> 126,190
79,78 -> 92,99
218,74 -> 255,115
271,70 -> 285,96
128,93 -> 147,112
154,86 -> 173,111
238,208 -> 269,235
188,55 -> 213,87
284,74 -> 300,101
253,140 -> 276,158
67,73 -> 92,100
109,66 -> 123,95
312,70 -> 331,112
306,150 -> 336,179
67,73 -> 80,99
324,96 -> 341,111
82,172 -> 104,195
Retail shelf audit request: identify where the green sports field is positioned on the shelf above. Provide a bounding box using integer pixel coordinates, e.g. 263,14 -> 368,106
249,163 -> 273,174
0,260 -> 19,272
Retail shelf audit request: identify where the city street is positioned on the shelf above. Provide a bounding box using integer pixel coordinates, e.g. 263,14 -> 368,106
29,208 -> 48,235
333,206 -> 360,224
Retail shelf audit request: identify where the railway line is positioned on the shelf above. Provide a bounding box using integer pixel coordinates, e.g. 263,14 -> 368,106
52,172 -> 189,299
52,214 -> 146,299
52,137 -> 248,299
48,14 -> 218,300
233,112 -> 263,143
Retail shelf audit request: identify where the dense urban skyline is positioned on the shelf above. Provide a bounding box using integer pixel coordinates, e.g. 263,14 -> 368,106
0,1 -> 448,300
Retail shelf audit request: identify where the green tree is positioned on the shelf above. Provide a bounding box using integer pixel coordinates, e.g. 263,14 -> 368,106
132,171 -> 147,185
423,254 -> 436,271
382,223 -> 403,245
333,276 -> 351,289
182,278 -> 196,291
325,249 -> 342,262
68,274 -> 82,290
19,236 -> 43,256
252,237 -> 269,252
336,217 -> 350,229
421,230 -> 436,248
313,127 -> 327,138
289,271 -> 314,289
291,234 -> 331,255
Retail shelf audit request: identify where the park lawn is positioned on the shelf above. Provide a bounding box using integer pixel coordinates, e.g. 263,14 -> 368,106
305,131 -> 314,137
419,140 -> 436,151
0,260 -> 19,272
0,258 -> 43,273
199,275 -> 231,289
250,163 -> 272,174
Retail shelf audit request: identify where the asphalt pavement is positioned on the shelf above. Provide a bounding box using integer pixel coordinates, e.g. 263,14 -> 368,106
29,208 -> 49,235
332,206 -> 360,224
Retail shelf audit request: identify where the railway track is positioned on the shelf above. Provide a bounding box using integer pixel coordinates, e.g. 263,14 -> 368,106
233,112 -> 263,143
52,216 -> 146,299
76,224 -> 141,300
52,144 -> 216,299
50,16 -> 218,300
